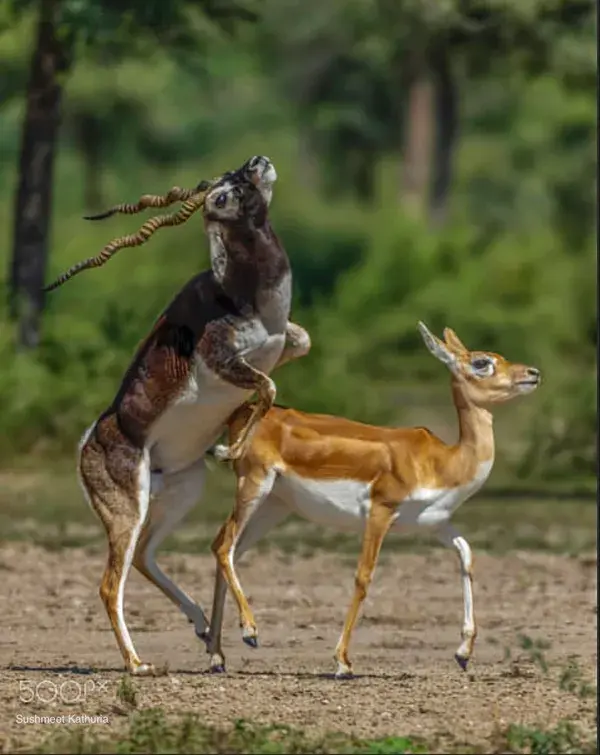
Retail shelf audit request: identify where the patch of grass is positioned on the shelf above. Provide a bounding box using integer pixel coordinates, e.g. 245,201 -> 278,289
499,720 -> 595,755
0,466 -> 595,555
453,497 -> 597,554
558,657 -> 597,699
34,710 -> 427,754
0,463 -> 235,531
19,711 -> 599,755
516,633 -> 551,673
115,676 -> 138,709
353,735 -> 428,754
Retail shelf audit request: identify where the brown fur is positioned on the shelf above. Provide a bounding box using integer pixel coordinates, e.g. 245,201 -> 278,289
89,177 -> 290,456
77,158 -> 311,675
208,323 -> 541,677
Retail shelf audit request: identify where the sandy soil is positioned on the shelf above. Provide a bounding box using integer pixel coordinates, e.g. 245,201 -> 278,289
0,543 -> 596,752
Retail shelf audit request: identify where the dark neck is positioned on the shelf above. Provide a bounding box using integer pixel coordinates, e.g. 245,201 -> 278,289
219,216 -> 290,303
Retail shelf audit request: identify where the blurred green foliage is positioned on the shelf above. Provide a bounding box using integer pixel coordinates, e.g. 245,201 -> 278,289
0,0 -> 595,490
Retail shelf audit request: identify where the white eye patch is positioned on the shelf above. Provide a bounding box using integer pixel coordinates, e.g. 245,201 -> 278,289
469,357 -> 496,378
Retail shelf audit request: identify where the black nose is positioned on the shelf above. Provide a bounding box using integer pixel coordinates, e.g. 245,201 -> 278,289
526,367 -> 540,379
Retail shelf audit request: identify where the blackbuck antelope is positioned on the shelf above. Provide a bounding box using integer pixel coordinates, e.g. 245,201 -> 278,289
207,322 -> 541,677
74,157 -> 311,675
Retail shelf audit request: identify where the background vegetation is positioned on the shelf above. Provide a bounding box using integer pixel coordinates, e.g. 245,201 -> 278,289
0,0 -> 596,492
0,4 -> 596,753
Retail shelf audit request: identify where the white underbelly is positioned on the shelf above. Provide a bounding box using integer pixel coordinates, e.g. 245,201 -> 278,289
393,460 -> 494,530
275,475 -> 373,533
149,383 -> 251,472
149,333 -> 286,473
272,461 -> 493,535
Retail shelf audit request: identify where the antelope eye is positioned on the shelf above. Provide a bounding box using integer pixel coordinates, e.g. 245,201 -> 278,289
471,357 -> 494,374
215,192 -> 228,209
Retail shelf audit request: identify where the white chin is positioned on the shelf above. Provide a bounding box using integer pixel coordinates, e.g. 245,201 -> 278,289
517,382 -> 538,394
262,164 -> 277,185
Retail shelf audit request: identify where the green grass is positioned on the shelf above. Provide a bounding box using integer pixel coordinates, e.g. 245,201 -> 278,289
115,677 -> 139,710
558,657 -> 597,700
0,464 -> 595,555
32,711 -> 427,755
499,721 -> 596,755
26,710 -> 595,755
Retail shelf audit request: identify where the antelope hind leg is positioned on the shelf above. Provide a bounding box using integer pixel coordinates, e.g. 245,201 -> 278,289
134,459 -> 210,642
78,422 -> 154,675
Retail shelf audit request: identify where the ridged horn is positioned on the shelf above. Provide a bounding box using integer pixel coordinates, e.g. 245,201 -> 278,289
44,193 -> 206,292
83,186 -> 204,221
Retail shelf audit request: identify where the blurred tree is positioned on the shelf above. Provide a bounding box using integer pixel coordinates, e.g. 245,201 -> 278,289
8,0 -> 72,350
256,0 -> 594,224
6,0 -> 259,350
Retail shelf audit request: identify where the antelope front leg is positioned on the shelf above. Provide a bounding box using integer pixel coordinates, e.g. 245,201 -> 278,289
200,322 -> 276,462
274,321 -> 311,370
437,523 -> 477,670
334,500 -> 394,679
213,373 -> 274,462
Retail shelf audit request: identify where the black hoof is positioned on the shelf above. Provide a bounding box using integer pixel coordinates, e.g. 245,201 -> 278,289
335,672 -> 354,681
242,635 -> 258,649
210,664 -> 226,674
196,629 -> 211,644
455,653 -> 468,671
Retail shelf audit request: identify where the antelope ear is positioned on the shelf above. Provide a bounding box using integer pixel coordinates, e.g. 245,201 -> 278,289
417,321 -> 457,371
443,327 -> 468,355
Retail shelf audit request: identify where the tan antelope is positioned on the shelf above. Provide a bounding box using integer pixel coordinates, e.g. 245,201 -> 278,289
207,322 -> 541,677
49,157 -> 311,675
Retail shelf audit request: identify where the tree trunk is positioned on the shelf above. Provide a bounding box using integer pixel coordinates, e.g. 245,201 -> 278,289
429,45 -> 458,227
400,56 -> 434,219
9,0 -> 71,350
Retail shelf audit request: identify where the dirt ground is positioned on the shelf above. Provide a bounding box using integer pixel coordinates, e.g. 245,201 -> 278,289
0,542 -> 596,752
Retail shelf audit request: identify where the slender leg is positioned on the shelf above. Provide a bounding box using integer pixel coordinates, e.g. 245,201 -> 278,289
79,430 -> 154,675
207,494 -> 289,672
334,500 -> 395,679
211,468 -> 276,642
274,321 -> 311,370
207,464 -> 279,668
212,371 -> 274,462
437,523 -> 476,670
133,459 -> 210,640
